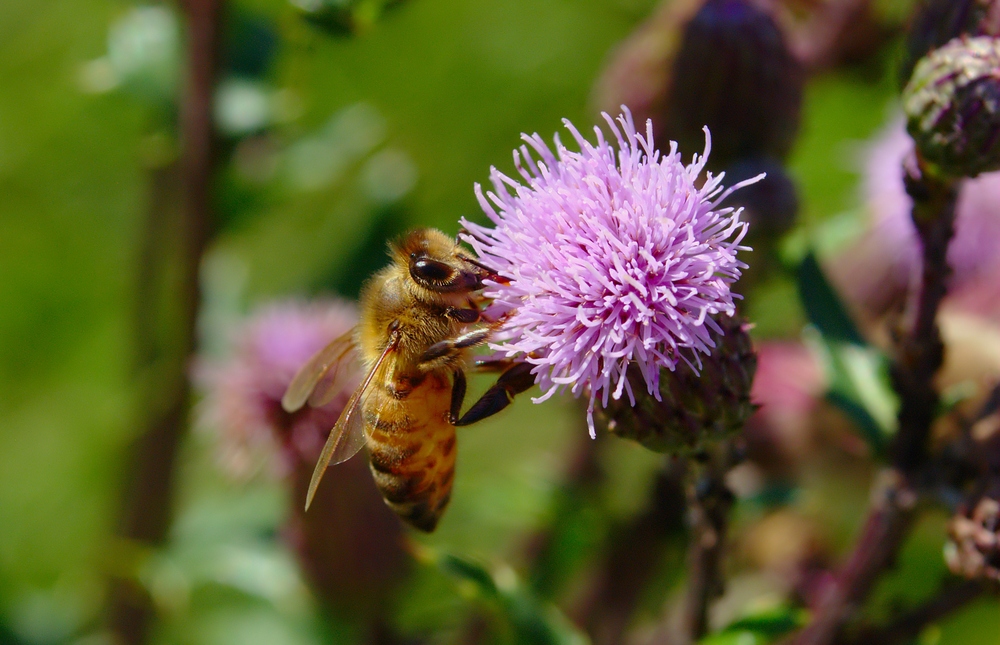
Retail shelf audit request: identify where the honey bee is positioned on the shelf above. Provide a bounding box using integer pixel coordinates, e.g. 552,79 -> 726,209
282,229 -> 535,531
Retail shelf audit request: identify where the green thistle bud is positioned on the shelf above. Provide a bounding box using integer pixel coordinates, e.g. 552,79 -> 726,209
595,315 -> 757,456
900,0 -> 1000,86
664,0 -> 804,167
903,36 -> 1000,178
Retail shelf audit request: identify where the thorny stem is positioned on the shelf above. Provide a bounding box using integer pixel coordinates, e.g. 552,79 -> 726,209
845,579 -> 992,645
782,473 -> 918,645
894,161 -> 959,474
105,1 -> 222,643
782,155 -> 959,645
680,446 -> 737,644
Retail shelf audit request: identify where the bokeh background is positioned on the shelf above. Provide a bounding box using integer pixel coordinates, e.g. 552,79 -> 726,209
3,0 -> 1000,643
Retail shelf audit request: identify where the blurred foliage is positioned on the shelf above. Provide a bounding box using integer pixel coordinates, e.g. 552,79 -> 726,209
699,605 -> 806,645
797,253 -> 898,457
423,549 -> 587,645
3,0 -> 1000,643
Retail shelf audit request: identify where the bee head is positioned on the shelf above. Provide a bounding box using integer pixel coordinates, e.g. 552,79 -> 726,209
393,229 -> 496,293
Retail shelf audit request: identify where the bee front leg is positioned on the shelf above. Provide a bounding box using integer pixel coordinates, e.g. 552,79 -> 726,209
454,362 -> 534,427
444,307 -> 483,324
419,327 -> 493,364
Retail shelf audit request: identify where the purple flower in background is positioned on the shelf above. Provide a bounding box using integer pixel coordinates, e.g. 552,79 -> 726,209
195,300 -> 411,620
196,299 -> 359,477
461,108 -> 757,435
831,117 -> 1000,325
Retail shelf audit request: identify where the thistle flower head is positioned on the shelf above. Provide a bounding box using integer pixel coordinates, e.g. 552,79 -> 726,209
461,108 -> 757,436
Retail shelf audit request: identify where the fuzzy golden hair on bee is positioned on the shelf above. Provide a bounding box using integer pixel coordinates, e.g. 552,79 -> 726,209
388,228 -> 459,264
284,227 -> 535,532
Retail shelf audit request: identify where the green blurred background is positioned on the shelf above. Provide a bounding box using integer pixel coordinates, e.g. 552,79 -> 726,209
3,0 -> 997,643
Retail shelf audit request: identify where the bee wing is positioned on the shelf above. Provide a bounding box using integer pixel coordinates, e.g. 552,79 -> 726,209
281,330 -> 357,413
304,329 -> 402,510
307,343 -> 363,409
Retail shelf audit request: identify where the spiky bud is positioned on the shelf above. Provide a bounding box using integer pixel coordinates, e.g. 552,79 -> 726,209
903,36 -> 1000,178
945,496 -> 1000,579
900,0 -> 1000,85
664,0 -> 804,167
595,315 -> 757,455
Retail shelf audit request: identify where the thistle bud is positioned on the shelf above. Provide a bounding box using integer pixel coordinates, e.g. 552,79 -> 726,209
589,0 -> 703,130
945,496 -> 1000,580
595,315 -> 757,455
664,0 -> 804,167
900,0 -> 1000,85
721,157 -> 799,241
903,36 -> 1000,178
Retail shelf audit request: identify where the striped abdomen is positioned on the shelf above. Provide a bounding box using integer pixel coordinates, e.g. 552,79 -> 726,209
364,372 -> 457,532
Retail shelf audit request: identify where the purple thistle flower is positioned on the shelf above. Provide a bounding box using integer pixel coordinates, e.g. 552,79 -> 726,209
461,108 -> 759,436
195,299 -> 359,477
195,300 -> 412,620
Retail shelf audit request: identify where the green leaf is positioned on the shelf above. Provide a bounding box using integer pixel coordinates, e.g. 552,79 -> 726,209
806,329 -> 898,458
293,0 -> 409,36
425,549 -> 589,645
796,252 -> 865,346
724,606 -> 807,636
436,552 -> 499,596
700,605 -> 807,645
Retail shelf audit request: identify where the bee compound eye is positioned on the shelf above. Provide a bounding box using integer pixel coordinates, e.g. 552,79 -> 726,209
411,258 -> 454,283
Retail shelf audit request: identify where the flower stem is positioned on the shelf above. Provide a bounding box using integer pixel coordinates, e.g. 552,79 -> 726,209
782,153 -> 959,645
893,159 -> 959,474
846,579 -> 993,645
680,445 -> 737,644
105,1 -> 222,642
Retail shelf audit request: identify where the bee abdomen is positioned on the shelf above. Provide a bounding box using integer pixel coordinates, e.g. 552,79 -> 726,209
368,420 -> 457,533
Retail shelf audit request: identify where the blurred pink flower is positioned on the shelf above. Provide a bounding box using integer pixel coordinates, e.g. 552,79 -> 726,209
462,108 -> 757,435
195,299 -> 359,477
195,299 -> 411,622
831,117 -> 1000,324
744,341 -> 826,473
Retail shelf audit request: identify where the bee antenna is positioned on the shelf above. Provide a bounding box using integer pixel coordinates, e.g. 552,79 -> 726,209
460,254 -> 497,274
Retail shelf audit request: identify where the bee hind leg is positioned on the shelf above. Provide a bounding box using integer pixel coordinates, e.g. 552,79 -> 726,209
454,362 -> 534,427
444,307 -> 483,324
449,369 -> 467,425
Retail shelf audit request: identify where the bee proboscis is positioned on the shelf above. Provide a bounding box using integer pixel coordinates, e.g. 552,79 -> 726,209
282,228 -> 535,531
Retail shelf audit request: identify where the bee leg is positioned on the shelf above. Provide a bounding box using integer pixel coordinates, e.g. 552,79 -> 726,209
444,307 -> 483,324
420,327 -> 492,364
454,362 -> 535,426
449,369 -> 468,425
473,357 -> 516,373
